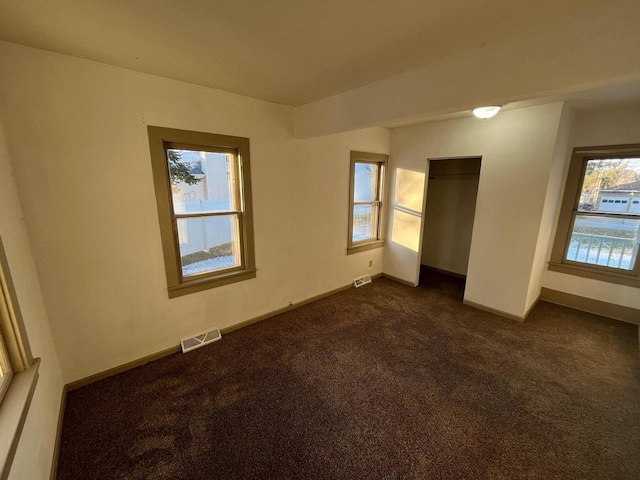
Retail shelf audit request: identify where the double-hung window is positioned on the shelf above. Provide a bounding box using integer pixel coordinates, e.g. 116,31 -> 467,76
347,151 -> 388,254
0,238 -> 29,405
148,127 -> 256,297
549,145 -> 640,287
0,236 -> 38,479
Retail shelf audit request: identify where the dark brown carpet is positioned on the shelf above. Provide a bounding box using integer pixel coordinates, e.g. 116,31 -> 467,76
57,271 -> 640,479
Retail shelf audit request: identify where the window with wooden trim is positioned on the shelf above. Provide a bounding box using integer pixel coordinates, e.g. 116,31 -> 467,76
148,127 -> 256,298
0,331 -> 12,406
549,145 -> 640,287
0,238 -> 33,405
0,252 -> 14,405
0,236 -> 38,479
347,151 -> 388,254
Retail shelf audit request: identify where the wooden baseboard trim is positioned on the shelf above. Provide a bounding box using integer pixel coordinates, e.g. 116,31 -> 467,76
463,299 -> 526,322
420,264 -> 466,280
220,280 -> 359,335
66,345 -> 182,392
523,296 -> 540,320
381,272 -> 416,287
52,275 -> 392,476
65,275 -> 382,390
540,287 -> 640,325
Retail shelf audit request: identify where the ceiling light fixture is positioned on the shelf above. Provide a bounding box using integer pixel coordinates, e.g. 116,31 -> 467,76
472,106 -> 501,119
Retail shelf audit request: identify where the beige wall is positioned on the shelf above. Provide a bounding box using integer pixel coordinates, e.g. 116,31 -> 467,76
383,103 -> 564,318
541,107 -> 640,309
0,41 -> 390,383
0,114 -> 64,479
572,107 -> 640,146
524,106 -> 575,311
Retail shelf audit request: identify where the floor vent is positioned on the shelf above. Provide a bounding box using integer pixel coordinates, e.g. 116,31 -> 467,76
353,275 -> 372,288
181,328 -> 222,353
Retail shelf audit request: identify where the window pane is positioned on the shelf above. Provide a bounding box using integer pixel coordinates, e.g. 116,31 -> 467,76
0,347 -> 9,378
354,163 -> 379,202
566,215 -> 640,270
168,149 -> 238,214
353,204 -> 379,242
0,332 -> 11,402
578,158 -> 640,213
177,215 -> 241,278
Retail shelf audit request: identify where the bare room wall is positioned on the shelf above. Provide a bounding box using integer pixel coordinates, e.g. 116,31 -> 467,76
0,41 -> 390,383
0,116 -> 64,480
383,103 -> 565,318
524,106 -> 575,311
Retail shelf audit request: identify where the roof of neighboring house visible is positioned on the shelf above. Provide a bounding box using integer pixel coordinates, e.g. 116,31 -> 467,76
599,180 -> 640,193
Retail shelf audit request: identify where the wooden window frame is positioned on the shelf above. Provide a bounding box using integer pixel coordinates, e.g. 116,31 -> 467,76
548,144 -> 640,288
0,332 -> 12,406
347,151 -> 389,255
148,127 -> 256,298
0,237 -> 33,401
0,235 -> 39,480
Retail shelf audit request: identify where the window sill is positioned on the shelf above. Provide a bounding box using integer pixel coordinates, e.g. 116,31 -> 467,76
347,240 -> 385,255
168,268 -> 257,298
548,262 -> 640,288
0,357 -> 40,480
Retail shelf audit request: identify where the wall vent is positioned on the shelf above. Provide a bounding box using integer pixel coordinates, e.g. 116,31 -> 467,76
353,275 -> 372,288
181,328 -> 222,353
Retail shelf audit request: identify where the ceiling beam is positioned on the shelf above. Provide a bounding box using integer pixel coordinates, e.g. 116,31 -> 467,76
295,7 -> 640,138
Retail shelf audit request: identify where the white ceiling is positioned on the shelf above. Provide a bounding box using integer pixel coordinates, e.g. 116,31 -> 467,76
0,0 -> 634,107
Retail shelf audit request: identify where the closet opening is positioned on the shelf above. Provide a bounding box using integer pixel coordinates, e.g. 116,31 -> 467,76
419,157 -> 481,294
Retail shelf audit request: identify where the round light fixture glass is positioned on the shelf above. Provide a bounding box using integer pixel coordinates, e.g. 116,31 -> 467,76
472,106 -> 501,119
